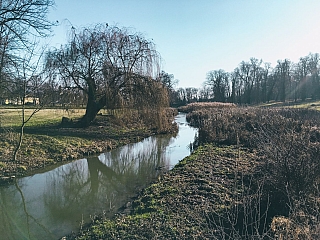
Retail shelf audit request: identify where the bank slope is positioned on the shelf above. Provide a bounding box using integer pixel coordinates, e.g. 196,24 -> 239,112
74,144 -> 265,239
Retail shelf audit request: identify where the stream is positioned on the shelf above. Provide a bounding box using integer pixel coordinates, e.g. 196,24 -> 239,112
0,113 -> 197,240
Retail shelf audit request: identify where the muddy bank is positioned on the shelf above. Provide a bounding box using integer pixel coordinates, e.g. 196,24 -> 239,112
0,113 -> 178,184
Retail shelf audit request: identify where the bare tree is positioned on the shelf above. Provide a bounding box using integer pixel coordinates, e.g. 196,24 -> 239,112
202,53 -> 320,104
295,56 -> 310,101
158,71 -> 175,89
0,0 -> 55,38
260,62 -> 271,103
275,59 -> 291,102
12,46 -> 49,161
308,53 -> 320,100
175,88 -> 186,105
184,87 -> 198,103
205,69 -> 230,102
0,0 -> 56,103
198,86 -> 211,102
46,24 -> 164,127
158,71 -> 178,106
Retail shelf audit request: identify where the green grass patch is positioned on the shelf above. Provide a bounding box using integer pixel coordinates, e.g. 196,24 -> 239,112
0,161 -> 7,168
175,144 -> 213,167
0,108 -> 85,128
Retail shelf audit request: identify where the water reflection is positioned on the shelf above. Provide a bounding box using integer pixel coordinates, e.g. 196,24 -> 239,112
0,113 -> 197,239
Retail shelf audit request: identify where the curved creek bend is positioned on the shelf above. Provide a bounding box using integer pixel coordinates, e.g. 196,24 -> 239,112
0,113 -> 197,239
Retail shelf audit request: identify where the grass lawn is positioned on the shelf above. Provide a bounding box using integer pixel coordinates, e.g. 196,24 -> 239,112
0,108 -> 86,128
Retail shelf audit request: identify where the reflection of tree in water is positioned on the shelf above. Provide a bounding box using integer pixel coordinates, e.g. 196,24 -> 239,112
0,116 -> 189,239
0,184 -> 28,239
0,181 -> 56,240
43,161 -> 93,220
43,135 -> 174,223
99,136 -> 174,191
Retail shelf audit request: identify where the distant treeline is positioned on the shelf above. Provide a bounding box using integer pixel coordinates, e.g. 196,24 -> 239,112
168,53 -> 320,106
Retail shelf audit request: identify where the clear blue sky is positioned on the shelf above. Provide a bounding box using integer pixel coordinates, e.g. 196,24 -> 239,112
48,0 -> 320,88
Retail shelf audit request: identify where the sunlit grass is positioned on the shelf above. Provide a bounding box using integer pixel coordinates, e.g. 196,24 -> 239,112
257,100 -> 320,111
290,100 -> 320,111
0,108 -> 86,127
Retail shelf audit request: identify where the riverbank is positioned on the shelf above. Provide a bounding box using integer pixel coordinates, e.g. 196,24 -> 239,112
0,108 -> 178,183
72,104 -> 320,239
71,144 -> 264,239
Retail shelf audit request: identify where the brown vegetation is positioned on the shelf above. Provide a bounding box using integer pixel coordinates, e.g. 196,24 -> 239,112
72,145 -> 266,239
73,105 -> 320,239
178,102 -> 236,113
186,106 -> 320,238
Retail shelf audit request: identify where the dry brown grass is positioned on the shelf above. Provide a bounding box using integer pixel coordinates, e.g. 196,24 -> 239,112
185,106 -> 320,239
178,102 -> 237,113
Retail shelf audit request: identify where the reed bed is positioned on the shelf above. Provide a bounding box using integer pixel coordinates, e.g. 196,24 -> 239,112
186,106 -> 320,238
178,102 -> 236,113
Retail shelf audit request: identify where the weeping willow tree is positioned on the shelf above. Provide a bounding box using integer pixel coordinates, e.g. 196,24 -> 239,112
45,24 -> 168,127
122,74 -> 171,132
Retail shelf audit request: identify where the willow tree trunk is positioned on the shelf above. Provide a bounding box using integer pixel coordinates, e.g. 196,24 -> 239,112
78,78 -> 106,127
79,96 -> 102,127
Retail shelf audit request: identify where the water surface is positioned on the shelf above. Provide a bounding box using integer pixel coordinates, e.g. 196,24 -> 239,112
0,113 -> 197,239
